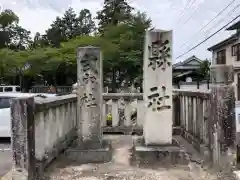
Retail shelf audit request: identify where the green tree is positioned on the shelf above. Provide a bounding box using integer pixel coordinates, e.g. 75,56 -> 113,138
46,7 -> 96,47
96,0 -> 133,34
31,32 -> 49,48
198,59 -> 211,81
46,17 -> 66,47
0,9 -> 19,49
9,25 -> 32,50
77,9 -> 96,35
102,11 -> 151,92
0,7 -> 153,90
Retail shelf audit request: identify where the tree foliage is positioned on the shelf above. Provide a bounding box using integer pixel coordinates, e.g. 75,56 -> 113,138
0,3 -> 152,91
197,59 -> 211,81
96,0 -> 133,34
45,7 -> 96,47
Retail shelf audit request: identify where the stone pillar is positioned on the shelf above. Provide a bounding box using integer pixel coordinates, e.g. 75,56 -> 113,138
11,97 -> 36,180
143,30 -> 173,145
77,46 -> 103,146
210,65 -> 236,169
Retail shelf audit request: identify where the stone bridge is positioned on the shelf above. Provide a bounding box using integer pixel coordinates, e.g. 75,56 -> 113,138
3,30 -> 239,180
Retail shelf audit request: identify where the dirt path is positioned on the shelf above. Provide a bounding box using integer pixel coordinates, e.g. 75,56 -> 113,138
44,135 -> 237,180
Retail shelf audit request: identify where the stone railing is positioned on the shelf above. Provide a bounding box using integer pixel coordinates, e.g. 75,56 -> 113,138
11,94 -> 78,179
100,91 -> 212,136
173,88 -> 236,169
10,89 -> 235,178
102,93 -> 144,135
173,89 -> 211,154
30,85 -> 72,93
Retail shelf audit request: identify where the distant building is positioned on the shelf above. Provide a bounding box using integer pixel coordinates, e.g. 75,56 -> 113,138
173,55 -> 205,89
208,20 -> 240,99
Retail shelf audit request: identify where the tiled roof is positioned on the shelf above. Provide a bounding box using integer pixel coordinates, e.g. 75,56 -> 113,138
173,55 -> 202,68
207,33 -> 239,51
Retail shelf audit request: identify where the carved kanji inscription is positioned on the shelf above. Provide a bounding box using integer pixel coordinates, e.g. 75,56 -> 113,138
83,72 -> 97,84
147,86 -> 171,112
148,38 -> 171,71
80,52 -> 98,74
82,92 -> 97,107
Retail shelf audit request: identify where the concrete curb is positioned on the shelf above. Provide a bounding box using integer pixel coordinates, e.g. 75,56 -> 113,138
0,171 -> 11,180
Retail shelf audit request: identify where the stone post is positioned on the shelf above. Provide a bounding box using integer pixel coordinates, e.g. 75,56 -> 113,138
77,46 -> 103,147
210,65 -> 236,169
143,30 -> 173,145
11,97 -> 36,180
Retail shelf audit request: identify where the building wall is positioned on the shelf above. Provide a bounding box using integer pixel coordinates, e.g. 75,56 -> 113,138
212,38 -> 240,65
211,35 -> 240,100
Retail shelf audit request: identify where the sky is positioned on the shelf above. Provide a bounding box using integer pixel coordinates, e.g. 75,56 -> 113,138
0,0 -> 240,63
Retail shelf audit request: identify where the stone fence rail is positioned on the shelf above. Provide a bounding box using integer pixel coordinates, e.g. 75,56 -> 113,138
173,88 -> 236,169
10,88 -> 236,179
11,94 -> 78,179
30,85 -> 72,93
102,93 -> 144,135
173,90 -> 211,154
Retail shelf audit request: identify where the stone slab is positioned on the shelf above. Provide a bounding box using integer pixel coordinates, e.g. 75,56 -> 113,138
65,147 -> 112,164
102,126 -> 181,136
102,125 -> 143,135
65,139 -> 112,164
131,137 -> 189,168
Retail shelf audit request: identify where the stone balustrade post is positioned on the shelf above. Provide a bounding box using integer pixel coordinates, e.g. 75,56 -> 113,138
11,97 -> 36,180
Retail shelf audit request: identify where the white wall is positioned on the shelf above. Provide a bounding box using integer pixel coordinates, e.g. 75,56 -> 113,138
235,101 -> 240,133
211,35 -> 240,100
212,38 -> 240,66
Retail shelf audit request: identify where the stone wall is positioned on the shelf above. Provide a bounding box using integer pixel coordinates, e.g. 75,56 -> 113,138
11,94 -> 78,179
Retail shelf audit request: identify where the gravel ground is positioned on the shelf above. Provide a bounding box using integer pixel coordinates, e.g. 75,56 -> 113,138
43,135 -> 238,180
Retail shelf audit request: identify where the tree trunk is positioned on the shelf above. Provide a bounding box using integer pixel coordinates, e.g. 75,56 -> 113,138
111,68 -> 116,93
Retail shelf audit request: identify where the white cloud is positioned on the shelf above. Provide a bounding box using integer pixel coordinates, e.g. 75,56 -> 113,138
1,0 -> 239,62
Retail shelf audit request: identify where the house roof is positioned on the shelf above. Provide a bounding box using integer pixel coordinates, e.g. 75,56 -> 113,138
207,33 -> 239,51
226,20 -> 240,30
173,55 -> 202,69
173,71 -> 193,78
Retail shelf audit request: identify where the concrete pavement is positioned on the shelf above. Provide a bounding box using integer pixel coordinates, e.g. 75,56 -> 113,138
0,141 -> 12,179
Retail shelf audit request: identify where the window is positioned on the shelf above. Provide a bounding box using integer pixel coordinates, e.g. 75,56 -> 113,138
15,87 -> 21,92
4,87 -> 12,92
232,43 -> 240,61
0,87 -> 3,92
216,49 -> 226,64
0,97 -> 13,109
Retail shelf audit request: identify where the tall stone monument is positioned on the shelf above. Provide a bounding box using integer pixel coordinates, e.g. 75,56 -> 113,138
132,30 -> 187,167
66,46 -> 111,163
143,29 -> 173,145
77,46 -> 103,146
